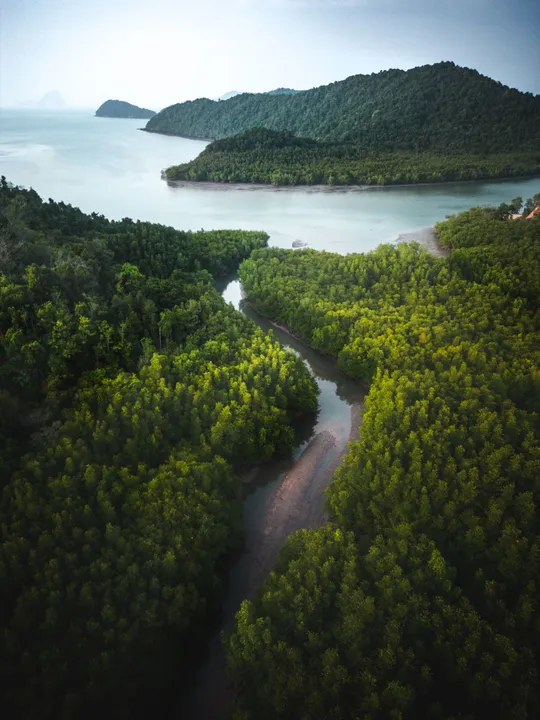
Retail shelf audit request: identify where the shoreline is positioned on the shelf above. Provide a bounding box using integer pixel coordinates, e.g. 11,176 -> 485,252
163,174 -> 540,194
140,127 -> 215,142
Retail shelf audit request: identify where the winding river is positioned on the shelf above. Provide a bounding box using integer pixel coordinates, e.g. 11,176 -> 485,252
181,279 -> 368,720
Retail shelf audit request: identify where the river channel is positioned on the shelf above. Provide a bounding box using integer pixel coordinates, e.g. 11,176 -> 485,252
181,278 -> 368,719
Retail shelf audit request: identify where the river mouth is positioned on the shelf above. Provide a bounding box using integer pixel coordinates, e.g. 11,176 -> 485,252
181,277 -> 367,720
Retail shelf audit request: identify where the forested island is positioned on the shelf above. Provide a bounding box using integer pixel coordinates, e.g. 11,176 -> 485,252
226,194 -> 540,719
146,62 -> 540,152
95,99 -> 156,119
156,62 -> 540,186
164,128 -> 540,186
0,177 -> 317,718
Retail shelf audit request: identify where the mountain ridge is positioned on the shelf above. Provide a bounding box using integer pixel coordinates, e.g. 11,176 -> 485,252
145,62 -> 540,153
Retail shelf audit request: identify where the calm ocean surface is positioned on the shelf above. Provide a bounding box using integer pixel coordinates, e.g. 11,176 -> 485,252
1,108 -> 539,252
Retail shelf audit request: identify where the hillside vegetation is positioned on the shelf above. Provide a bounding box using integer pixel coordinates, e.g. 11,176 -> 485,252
165,128 -> 540,186
0,178 -> 317,719
227,198 -> 540,719
266,88 -> 299,96
147,62 -> 540,153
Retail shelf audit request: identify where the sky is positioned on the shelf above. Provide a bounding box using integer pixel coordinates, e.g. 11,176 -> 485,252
1,0 -> 539,109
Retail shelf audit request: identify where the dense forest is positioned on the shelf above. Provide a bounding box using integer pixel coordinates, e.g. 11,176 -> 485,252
95,100 -> 156,119
0,178 -> 318,719
146,62 -> 540,154
227,195 -> 540,718
164,128 -> 540,186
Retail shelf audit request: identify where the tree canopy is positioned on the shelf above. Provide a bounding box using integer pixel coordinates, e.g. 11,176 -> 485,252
0,177 -> 318,719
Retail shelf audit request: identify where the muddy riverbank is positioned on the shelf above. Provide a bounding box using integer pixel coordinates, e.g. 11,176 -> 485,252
164,173 -> 540,194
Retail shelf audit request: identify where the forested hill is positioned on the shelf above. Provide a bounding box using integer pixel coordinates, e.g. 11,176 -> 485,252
145,62 -> 540,153
96,99 -> 156,118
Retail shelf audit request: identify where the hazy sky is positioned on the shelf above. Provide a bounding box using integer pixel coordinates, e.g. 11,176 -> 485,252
1,0 -> 538,109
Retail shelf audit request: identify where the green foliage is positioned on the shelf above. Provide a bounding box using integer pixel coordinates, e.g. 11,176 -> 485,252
166,129 -> 540,185
0,178 -> 269,414
228,199 -> 540,718
227,526 -> 533,720
265,88 -> 300,96
204,128 -> 318,154
0,177 -> 318,718
523,193 -> 540,217
95,99 -> 155,118
147,62 -> 540,153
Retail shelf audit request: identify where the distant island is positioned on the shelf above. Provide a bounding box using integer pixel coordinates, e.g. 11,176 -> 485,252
18,90 -> 66,109
163,127 -> 540,187
96,99 -> 156,119
217,91 -> 242,101
38,90 -> 66,109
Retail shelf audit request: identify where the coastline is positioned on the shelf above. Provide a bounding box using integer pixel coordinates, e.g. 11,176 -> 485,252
96,113 -> 156,120
163,172 -> 540,194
